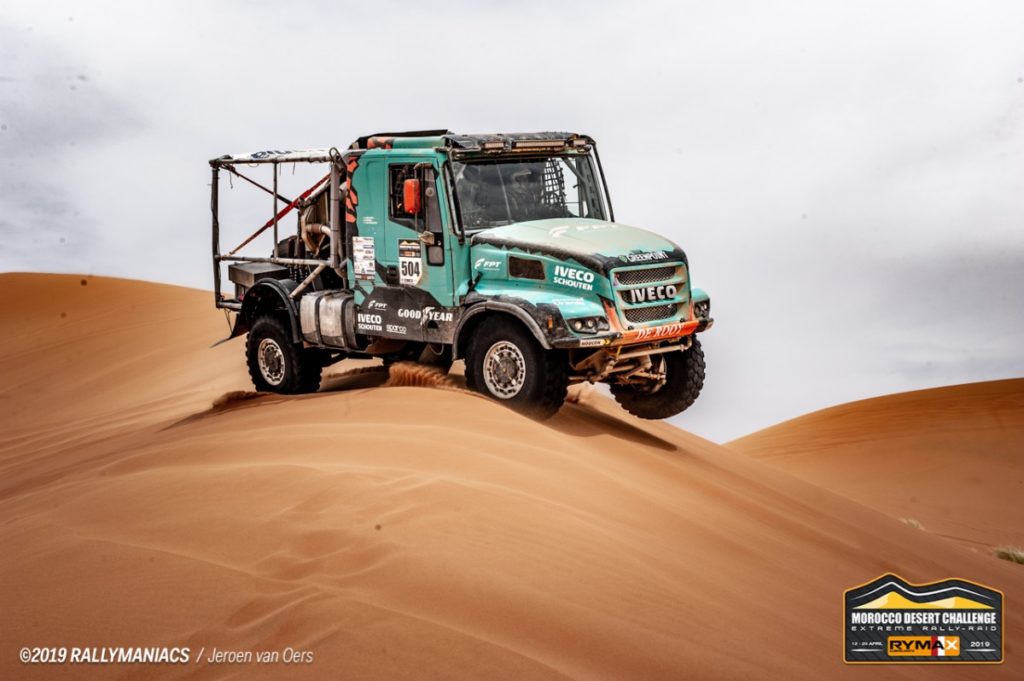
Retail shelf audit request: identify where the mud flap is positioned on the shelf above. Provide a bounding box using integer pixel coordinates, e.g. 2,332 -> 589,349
209,317 -> 248,348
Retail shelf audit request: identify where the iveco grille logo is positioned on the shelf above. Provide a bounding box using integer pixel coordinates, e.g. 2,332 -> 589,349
626,284 -> 677,304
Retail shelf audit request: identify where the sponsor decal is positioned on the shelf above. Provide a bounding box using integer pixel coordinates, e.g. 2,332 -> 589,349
422,306 -> 454,323
385,324 -> 407,335
550,297 -> 588,307
549,222 -> 618,238
632,322 -> 687,340
247,150 -> 293,160
887,636 -> 960,657
623,251 -> 669,263
474,257 -> 502,271
625,284 -> 677,304
356,312 -> 382,333
352,235 -> 376,281
553,265 -> 595,291
397,307 -> 454,323
578,337 -> 609,347
366,300 -> 388,311
361,216 -> 378,225
398,240 -> 423,286
844,574 -> 1003,664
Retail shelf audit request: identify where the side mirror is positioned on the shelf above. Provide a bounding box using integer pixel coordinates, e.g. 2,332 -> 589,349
403,178 -> 422,215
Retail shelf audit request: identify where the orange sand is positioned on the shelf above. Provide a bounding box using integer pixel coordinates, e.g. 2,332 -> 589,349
1,273 -> 1021,680
730,380 -> 1024,552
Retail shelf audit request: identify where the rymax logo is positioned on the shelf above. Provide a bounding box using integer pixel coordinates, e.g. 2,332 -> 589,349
553,265 -> 595,291
475,257 -> 502,270
626,284 -> 677,304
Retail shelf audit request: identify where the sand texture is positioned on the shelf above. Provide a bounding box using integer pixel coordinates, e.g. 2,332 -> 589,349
730,379 -> 1024,552
2,273 -> 1021,680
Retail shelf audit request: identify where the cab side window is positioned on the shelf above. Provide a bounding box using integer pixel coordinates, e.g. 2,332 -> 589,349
389,164 -> 418,227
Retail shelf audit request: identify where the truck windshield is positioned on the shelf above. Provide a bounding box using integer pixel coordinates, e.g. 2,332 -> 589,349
452,154 -> 606,231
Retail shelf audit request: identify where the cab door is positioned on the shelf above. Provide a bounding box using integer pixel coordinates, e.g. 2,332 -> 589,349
354,157 -> 457,343
381,160 -> 455,306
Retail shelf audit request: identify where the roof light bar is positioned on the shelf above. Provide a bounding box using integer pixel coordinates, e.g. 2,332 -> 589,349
511,139 -> 565,150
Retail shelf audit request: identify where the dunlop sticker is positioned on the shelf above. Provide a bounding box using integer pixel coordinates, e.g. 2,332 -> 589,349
844,574 -> 1003,663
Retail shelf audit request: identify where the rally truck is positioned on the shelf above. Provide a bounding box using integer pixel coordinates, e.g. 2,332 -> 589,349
209,131 -> 712,419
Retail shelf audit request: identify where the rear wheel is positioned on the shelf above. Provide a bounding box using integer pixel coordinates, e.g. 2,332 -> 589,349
610,338 -> 705,419
246,315 -> 322,394
464,319 -> 567,419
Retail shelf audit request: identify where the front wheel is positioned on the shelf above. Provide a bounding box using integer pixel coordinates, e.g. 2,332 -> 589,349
246,315 -> 323,394
464,319 -> 568,419
609,337 -> 705,419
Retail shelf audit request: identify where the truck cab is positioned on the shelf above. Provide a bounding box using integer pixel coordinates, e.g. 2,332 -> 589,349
210,131 -> 712,419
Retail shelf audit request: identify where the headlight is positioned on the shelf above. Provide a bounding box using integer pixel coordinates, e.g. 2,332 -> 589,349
568,316 -> 610,334
694,300 -> 711,319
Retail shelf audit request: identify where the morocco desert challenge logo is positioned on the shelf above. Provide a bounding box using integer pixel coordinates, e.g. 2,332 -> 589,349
844,574 -> 1003,664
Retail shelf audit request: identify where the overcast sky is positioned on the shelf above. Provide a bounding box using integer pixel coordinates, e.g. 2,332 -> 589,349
2,1 -> 1022,441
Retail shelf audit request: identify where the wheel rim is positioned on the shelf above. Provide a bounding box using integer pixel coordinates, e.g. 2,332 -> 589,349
482,340 -> 526,399
257,338 -> 286,386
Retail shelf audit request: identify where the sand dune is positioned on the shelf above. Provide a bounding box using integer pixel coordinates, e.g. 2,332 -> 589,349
1,273 -> 1022,680
729,380 -> 1024,552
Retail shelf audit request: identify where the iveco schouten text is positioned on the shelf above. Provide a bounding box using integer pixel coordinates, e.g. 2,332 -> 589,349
209,131 -> 713,419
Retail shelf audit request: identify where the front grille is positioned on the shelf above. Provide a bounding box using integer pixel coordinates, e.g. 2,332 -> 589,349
623,303 -> 677,324
615,266 -> 676,286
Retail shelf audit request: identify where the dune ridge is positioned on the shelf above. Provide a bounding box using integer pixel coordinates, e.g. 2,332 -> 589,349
729,379 -> 1024,552
1,273 -> 1021,680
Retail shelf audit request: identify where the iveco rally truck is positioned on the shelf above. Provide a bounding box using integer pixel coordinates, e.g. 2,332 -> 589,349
209,131 -> 712,419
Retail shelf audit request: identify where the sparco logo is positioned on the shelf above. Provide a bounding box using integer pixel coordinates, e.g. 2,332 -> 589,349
553,265 -> 595,291
366,300 -> 387,311
626,284 -> 677,304
474,257 -> 501,270
357,313 -> 382,324
624,251 -> 668,263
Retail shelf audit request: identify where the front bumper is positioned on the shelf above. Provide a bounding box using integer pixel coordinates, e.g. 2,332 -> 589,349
551,316 -> 713,349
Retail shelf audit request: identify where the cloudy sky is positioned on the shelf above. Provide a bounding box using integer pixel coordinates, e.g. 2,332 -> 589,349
2,0 -> 1022,441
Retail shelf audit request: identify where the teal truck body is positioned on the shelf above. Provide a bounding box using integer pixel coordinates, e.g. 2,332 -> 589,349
210,131 -> 712,419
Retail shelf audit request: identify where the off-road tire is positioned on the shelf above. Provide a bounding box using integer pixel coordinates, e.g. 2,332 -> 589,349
464,319 -> 568,419
610,338 -> 705,419
246,315 -> 323,394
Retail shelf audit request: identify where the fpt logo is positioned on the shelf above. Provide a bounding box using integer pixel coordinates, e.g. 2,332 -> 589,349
474,257 -> 501,271
844,574 -> 1003,664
